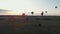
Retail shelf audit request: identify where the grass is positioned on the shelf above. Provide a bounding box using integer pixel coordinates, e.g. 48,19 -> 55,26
0,16 -> 60,34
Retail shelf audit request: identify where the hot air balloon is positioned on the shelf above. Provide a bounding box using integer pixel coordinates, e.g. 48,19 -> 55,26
45,11 -> 47,13
31,11 -> 34,15
55,6 -> 57,8
41,11 -> 44,16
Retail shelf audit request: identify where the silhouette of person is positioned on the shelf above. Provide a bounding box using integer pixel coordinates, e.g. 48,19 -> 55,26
8,16 -> 14,25
25,16 -> 29,23
41,11 -> 44,16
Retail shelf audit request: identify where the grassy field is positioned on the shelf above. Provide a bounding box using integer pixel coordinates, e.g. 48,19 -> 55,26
0,16 -> 60,34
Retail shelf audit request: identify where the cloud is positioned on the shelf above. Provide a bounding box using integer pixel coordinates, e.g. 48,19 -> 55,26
0,9 -> 12,14
0,9 -> 11,11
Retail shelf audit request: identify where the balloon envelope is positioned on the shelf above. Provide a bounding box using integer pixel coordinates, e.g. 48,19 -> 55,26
45,11 -> 47,13
55,6 -> 57,8
31,12 -> 34,14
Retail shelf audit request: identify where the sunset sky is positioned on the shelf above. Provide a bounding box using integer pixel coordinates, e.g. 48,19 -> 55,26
0,0 -> 60,15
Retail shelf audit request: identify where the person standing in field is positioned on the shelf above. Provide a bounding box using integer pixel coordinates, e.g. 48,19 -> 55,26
8,16 -> 14,25
25,16 -> 29,23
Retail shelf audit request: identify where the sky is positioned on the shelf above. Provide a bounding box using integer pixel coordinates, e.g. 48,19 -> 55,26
0,0 -> 60,15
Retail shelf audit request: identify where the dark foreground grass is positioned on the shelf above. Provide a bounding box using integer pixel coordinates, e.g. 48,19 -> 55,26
0,16 -> 60,34
0,21 -> 60,34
